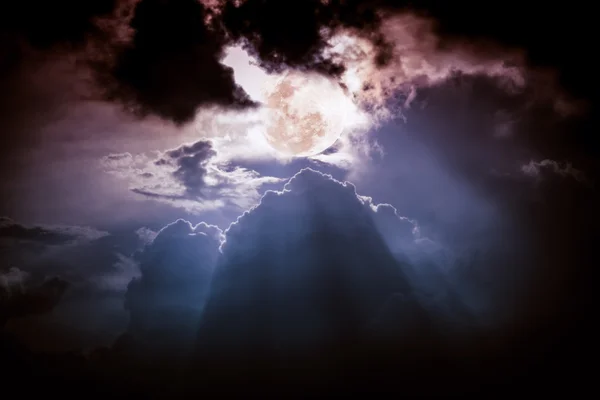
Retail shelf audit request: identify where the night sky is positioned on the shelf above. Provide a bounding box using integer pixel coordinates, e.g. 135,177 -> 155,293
1,0 -> 597,397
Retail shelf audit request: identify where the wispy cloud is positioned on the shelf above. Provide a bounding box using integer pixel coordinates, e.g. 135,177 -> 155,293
101,139 -> 285,214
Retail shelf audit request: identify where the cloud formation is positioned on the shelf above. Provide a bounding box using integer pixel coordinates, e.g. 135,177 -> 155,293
222,168 -> 422,252
102,139 -> 284,214
0,216 -> 109,245
325,14 -> 526,121
0,217 -> 121,294
197,168 -> 423,366
95,0 -> 256,124
0,217 -> 129,288
125,219 -> 221,356
0,217 -> 146,351
218,0 -> 345,75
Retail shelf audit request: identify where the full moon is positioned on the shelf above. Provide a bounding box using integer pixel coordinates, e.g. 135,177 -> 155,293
262,72 -> 350,157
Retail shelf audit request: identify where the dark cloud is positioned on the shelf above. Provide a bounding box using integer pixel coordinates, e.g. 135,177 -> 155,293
97,0 -> 256,124
0,218 -> 145,351
196,168 -> 417,368
124,219 -> 221,358
1,270 -> 77,395
1,219 -> 81,245
0,217 -> 113,277
230,0 -> 592,98
1,268 -> 69,328
216,0 -> 594,107
0,218 -> 111,275
395,1 -> 596,100
0,216 -> 107,245
218,0 -> 346,75
215,0 -> 430,75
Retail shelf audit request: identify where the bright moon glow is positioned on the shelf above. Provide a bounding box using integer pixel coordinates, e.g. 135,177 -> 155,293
262,72 -> 349,157
221,46 -> 361,157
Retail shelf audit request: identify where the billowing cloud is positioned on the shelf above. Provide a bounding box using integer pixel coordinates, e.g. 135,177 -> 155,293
125,219 -> 221,357
114,168 -> 434,364
221,168 -> 423,253
197,168 -> 426,365
324,15 -> 525,121
218,0 -> 346,75
93,0 -> 256,124
102,139 -> 285,214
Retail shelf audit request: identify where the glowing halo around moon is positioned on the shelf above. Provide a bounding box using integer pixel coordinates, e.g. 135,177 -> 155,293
261,71 -> 351,157
216,46 -> 368,160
